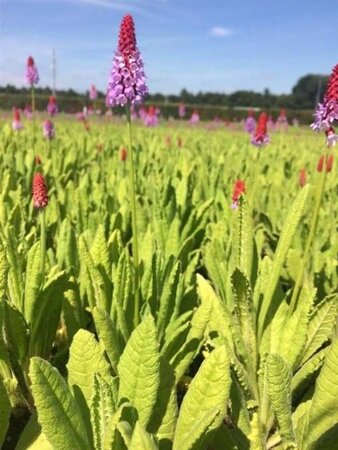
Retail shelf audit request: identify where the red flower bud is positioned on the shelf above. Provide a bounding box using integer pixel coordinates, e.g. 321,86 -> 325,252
317,155 -> 325,172
120,147 -> 127,162
33,173 -> 48,209
326,154 -> 334,172
35,155 -> 42,165
231,179 -> 246,209
299,168 -> 306,187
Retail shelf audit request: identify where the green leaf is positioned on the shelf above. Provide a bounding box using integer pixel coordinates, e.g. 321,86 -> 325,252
301,295 -> 337,365
232,196 -> 254,280
90,373 -> 117,450
0,377 -> 11,448
118,315 -> 160,429
258,185 -> 310,338
173,346 -> 231,450
24,242 -> 43,324
129,421 -> 158,450
29,357 -> 91,450
267,354 -> 296,446
93,306 -> 122,374
3,300 -> 30,364
306,339 -> 338,448
67,329 -> 111,444
172,277 -> 213,382
29,271 -> 67,358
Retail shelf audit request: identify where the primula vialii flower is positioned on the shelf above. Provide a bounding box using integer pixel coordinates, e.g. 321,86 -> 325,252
244,109 -> 256,134
47,95 -> 58,116
33,173 -> 48,209
144,105 -> 159,127
178,102 -> 186,118
317,154 -> 334,173
251,112 -> 269,147
26,56 -> 39,86
89,84 -> 98,101
311,64 -> 338,132
231,179 -> 246,209
42,120 -> 55,139
106,15 -> 148,107
12,109 -> 23,131
190,110 -> 200,124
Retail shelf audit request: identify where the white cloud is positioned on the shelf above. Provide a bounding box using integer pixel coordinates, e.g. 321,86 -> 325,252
209,26 -> 234,37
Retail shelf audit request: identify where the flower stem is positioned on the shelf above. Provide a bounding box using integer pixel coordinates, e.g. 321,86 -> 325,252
126,105 -> 140,328
289,148 -> 329,315
31,85 -> 36,142
40,208 -> 46,278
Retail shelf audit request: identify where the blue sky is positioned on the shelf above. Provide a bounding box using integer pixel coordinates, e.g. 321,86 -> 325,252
0,0 -> 337,95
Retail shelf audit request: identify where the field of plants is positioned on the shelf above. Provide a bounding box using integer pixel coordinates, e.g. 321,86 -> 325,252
1,12 -> 338,450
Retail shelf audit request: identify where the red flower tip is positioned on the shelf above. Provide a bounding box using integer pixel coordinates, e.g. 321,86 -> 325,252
96,143 -> 103,152
27,56 -> 34,67
326,154 -> 334,172
33,173 -> 48,209
232,179 -> 246,208
35,155 -> 42,165
317,155 -> 325,172
299,168 -> 306,187
49,95 -> 56,103
13,108 -> 21,121
118,15 -> 137,59
177,137 -> 183,147
326,64 -> 338,101
120,147 -> 127,162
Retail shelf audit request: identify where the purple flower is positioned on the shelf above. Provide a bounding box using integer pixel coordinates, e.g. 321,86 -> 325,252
143,106 -> 159,127
26,56 -> 39,86
106,15 -> 148,108
47,96 -> 58,116
190,110 -> 200,124
89,84 -> 98,101
42,120 -> 55,139
178,102 -> 186,118
311,64 -> 338,131
244,116 -> 256,134
24,104 -> 33,120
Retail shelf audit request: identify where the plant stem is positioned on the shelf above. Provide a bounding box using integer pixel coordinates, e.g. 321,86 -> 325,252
126,105 -> 140,328
31,85 -> 36,142
40,208 -> 46,278
288,148 -> 329,315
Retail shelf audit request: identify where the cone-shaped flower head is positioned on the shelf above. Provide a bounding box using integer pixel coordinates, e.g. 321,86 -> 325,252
178,102 -> 186,118
106,15 -> 148,107
33,173 -> 48,209
190,110 -> 200,124
244,109 -> 256,134
251,112 -> 269,147
326,154 -> 334,172
47,95 -> 58,116
231,179 -> 246,209
42,120 -> 55,139
311,64 -> 338,131
26,56 -> 39,86
89,84 -> 98,100
144,105 -> 159,127
12,108 -> 23,131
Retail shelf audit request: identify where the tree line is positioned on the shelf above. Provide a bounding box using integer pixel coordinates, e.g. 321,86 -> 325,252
0,74 -> 328,111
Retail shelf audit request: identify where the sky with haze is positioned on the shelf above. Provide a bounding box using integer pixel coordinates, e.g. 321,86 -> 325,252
0,0 -> 337,95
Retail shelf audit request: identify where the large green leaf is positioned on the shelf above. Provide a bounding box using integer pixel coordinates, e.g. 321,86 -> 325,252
267,354 -> 296,446
173,346 -> 231,450
118,315 -> 160,429
129,421 -> 158,450
29,357 -> 91,450
0,377 -> 11,448
306,339 -> 338,448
